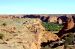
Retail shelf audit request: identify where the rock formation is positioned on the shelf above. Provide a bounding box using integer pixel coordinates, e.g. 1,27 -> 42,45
57,15 -> 75,38
0,17 -> 59,49
48,16 -> 58,23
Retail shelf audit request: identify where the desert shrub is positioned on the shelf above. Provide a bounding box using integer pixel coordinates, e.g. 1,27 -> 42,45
0,33 -> 4,39
64,33 -> 74,45
42,22 -> 63,31
2,23 -> 7,26
64,33 -> 75,49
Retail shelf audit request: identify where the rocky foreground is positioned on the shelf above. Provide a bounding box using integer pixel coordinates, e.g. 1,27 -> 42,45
0,17 -> 59,49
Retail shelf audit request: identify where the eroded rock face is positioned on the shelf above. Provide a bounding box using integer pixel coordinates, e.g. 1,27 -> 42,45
48,16 -> 58,23
57,16 -> 75,38
57,16 -> 67,25
42,31 -> 59,42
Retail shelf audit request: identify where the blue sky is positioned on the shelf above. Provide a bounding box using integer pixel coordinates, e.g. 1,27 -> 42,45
0,0 -> 75,14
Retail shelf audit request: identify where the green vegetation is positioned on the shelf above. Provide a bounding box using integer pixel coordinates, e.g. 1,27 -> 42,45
62,33 -> 75,49
42,22 -> 63,31
64,33 -> 74,45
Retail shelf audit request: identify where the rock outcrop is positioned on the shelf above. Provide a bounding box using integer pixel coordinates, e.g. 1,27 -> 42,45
57,15 -> 75,38
48,16 -> 58,23
0,18 -> 59,49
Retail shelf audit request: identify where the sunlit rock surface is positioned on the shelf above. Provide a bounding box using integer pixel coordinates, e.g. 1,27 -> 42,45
0,17 -> 59,49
